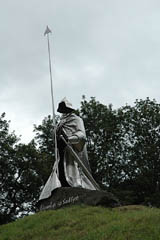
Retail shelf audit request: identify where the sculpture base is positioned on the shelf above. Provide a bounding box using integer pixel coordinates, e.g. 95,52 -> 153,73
37,187 -> 120,211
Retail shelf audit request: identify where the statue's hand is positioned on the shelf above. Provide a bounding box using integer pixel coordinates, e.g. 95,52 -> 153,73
68,135 -> 79,144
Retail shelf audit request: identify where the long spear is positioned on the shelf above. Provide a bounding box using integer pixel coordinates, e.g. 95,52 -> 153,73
44,26 -> 58,173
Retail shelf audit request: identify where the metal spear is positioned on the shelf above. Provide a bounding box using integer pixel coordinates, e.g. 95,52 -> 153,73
44,26 -> 58,173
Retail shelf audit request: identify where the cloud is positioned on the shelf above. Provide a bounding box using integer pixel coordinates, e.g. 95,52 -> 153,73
1,0 -> 160,142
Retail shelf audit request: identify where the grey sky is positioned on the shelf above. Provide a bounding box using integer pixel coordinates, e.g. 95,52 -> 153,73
1,0 -> 160,142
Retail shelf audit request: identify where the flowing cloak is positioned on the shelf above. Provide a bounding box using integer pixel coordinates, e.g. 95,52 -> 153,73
39,113 -> 97,201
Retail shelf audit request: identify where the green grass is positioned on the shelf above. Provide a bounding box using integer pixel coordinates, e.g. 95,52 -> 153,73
0,205 -> 160,240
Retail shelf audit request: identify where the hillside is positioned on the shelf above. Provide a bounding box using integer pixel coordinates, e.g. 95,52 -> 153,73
0,205 -> 160,240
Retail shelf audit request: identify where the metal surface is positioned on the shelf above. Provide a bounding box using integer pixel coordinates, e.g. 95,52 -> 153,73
60,135 -> 100,191
39,108 -> 100,202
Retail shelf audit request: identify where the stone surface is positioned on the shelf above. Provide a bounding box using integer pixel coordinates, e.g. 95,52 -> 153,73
37,187 -> 120,211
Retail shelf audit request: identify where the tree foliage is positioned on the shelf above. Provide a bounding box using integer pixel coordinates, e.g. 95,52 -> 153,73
0,114 -> 42,224
0,113 -> 19,224
117,98 -> 160,204
78,96 -> 121,187
33,115 -> 55,184
79,97 -> 160,205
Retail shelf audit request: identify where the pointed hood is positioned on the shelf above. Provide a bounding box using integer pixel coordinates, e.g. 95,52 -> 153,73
57,97 -> 75,113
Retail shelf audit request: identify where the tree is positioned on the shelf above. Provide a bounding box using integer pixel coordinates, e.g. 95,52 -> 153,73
33,115 -> 57,184
0,113 -> 43,224
12,142 -> 43,217
117,98 -> 160,204
0,113 -> 20,223
78,97 -> 160,205
78,96 -> 124,188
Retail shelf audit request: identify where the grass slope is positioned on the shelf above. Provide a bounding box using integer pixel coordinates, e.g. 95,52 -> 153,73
0,205 -> 160,240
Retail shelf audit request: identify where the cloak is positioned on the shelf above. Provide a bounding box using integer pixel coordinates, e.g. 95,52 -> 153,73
39,113 -> 97,201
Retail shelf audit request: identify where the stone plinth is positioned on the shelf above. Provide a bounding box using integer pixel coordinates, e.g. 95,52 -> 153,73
37,187 -> 120,211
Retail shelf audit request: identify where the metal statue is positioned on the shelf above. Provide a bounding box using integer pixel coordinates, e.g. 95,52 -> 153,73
39,98 -> 100,201
40,27 -> 99,202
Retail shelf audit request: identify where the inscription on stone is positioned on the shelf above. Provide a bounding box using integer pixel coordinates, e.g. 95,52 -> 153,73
52,195 -> 79,209
38,187 -> 120,211
40,195 -> 79,211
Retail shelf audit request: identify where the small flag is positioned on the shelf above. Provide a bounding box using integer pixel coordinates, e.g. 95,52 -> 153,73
44,26 -> 52,36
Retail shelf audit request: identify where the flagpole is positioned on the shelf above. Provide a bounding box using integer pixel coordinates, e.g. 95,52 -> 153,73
44,26 -> 58,172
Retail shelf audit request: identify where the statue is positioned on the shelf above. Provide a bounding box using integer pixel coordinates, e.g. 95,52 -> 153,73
39,98 -> 100,202
38,29 -> 119,209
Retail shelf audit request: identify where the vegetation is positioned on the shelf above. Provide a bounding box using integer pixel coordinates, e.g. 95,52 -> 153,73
79,97 -> 160,206
0,205 -> 160,240
1,97 -> 160,224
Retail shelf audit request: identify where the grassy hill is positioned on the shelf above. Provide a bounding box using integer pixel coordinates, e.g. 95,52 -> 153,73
0,205 -> 160,240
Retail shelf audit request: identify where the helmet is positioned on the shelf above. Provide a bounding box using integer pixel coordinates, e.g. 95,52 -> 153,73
57,97 -> 75,113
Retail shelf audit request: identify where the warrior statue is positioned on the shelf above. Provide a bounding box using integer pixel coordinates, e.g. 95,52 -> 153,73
39,98 -> 100,202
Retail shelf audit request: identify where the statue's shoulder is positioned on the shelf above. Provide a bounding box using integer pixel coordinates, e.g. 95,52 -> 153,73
62,113 -> 83,126
69,113 -> 82,122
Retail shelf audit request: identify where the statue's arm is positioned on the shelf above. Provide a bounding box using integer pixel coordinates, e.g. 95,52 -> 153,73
68,116 -> 86,151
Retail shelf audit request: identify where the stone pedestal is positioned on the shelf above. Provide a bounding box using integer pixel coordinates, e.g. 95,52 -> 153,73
37,187 -> 120,211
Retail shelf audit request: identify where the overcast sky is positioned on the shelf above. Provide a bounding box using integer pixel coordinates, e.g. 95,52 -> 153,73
1,0 -> 160,143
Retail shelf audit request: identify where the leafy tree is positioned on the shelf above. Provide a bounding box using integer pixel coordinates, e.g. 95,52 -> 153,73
13,142 -> 43,217
0,113 -> 20,223
78,97 -> 160,205
33,115 -> 57,183
78,96 -> 124,188
117,98 -> 160,204
0,113 -> 42,224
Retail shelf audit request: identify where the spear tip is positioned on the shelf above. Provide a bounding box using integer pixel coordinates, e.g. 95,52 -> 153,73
44,25 -> 52,36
